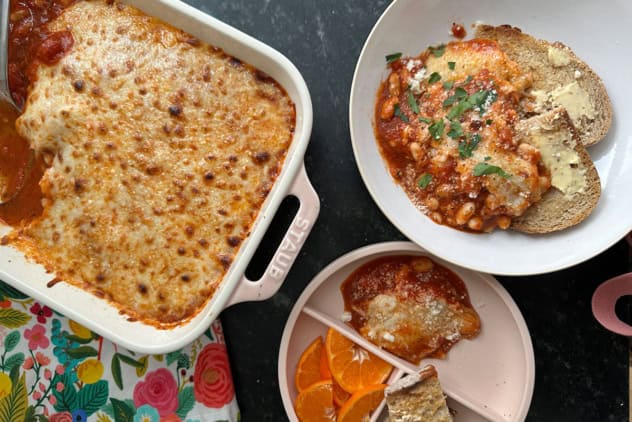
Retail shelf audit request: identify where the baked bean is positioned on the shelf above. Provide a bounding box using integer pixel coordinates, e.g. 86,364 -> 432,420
380,97 -> 398,120
485,193 -> 499,210
430,212 -> 443,224
455,202 -> 475,225
401,125 -> 413,145
435,183 -> 452,198
425,196 -> 439,211
409,142 -> 422,161
399,68 -> 411,90
497,215 -> 511,230
388,73 -> 401,96
412,257 -> 433,272
467,216 -> 483,231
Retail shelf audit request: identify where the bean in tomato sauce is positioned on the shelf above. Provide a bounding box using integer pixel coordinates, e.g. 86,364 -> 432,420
374,40 -> 550,232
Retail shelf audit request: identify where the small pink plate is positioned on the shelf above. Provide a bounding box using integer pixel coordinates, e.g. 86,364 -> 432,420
278,241 -> 535,421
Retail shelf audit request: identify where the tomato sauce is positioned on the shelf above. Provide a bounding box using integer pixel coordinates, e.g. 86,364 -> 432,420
0,102 -> 44,225
8,0 -> 76,107
1,0 -> 76,224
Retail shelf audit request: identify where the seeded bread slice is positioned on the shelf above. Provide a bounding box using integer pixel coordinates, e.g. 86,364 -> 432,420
511,109 -> 601,233
474,24 -> 612,147
385,365 -> 452,422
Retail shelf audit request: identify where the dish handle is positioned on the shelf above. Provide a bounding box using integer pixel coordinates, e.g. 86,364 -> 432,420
592,272 -> 632,336
225,163 -> 320,307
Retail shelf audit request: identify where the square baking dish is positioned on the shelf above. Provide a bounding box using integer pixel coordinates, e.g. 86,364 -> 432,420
0,0 -> 317,354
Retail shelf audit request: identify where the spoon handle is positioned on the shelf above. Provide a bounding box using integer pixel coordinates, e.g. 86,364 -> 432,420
0,0 -> 14,105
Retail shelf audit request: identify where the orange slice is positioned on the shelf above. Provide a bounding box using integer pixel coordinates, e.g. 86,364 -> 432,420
337,384 -> 386,422
332,378 -> 351,407
320,344 -> 332,380
295,336 -> 326,392
325,328 -> 392,393
294,380 -> 336,422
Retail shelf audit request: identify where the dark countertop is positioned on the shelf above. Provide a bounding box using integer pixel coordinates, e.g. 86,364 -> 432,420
183,1 -> 630,420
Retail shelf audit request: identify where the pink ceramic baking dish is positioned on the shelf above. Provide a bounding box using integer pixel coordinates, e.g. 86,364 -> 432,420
0,0 -> 317,354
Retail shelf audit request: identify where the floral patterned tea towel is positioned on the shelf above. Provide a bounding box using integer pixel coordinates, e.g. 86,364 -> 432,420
0,280 -> 240,422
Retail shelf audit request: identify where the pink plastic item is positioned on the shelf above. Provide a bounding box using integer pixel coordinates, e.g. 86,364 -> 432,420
592,272 -> 632,336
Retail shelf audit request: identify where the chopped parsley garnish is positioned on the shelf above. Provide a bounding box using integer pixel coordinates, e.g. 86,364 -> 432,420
428,72 -> 441,84
430,44 -> 446,57
461,75 -> 473,85
407,91 -> 420,114
447,120 -> 464,139
468,90 -> 489,107
417,174 -> 433,189
486,119 -> 493,125
446,89 -> 497,119
454,87 -> 467,99
442,87 -> 468,107
393,103 -> 409,122
385,52 -> 402,64
428,119 -> 445,140
473,162 -> 511,178
442,81 -> 454,90
446,98 -> 472,119
443,95 -> 458,107
418,116 -> 432,124
448,61 -> 456,70
458,133 -> 481,158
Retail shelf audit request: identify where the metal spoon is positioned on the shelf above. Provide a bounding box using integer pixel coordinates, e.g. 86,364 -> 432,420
0,0 -> 32,205
0,0 -> 16,109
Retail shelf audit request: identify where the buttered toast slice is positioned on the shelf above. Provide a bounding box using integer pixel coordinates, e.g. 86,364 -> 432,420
385,365 -> 452,422
511,109 -> 601,233
474,24 -> 612,147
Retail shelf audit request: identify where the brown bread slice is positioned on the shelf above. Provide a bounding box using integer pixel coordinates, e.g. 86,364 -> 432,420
511,109 -> 601,233
385,365 -> 453,422
474,24 -> 612,147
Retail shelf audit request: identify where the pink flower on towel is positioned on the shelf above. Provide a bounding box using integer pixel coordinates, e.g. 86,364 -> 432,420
133,368 -> 178,416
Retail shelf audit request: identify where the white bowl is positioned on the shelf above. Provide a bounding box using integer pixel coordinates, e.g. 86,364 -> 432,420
278,242 -> 535,422
349,0 -> 632,275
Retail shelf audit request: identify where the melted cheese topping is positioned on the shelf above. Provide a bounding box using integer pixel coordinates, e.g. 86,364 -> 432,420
10,1 -> 295,325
